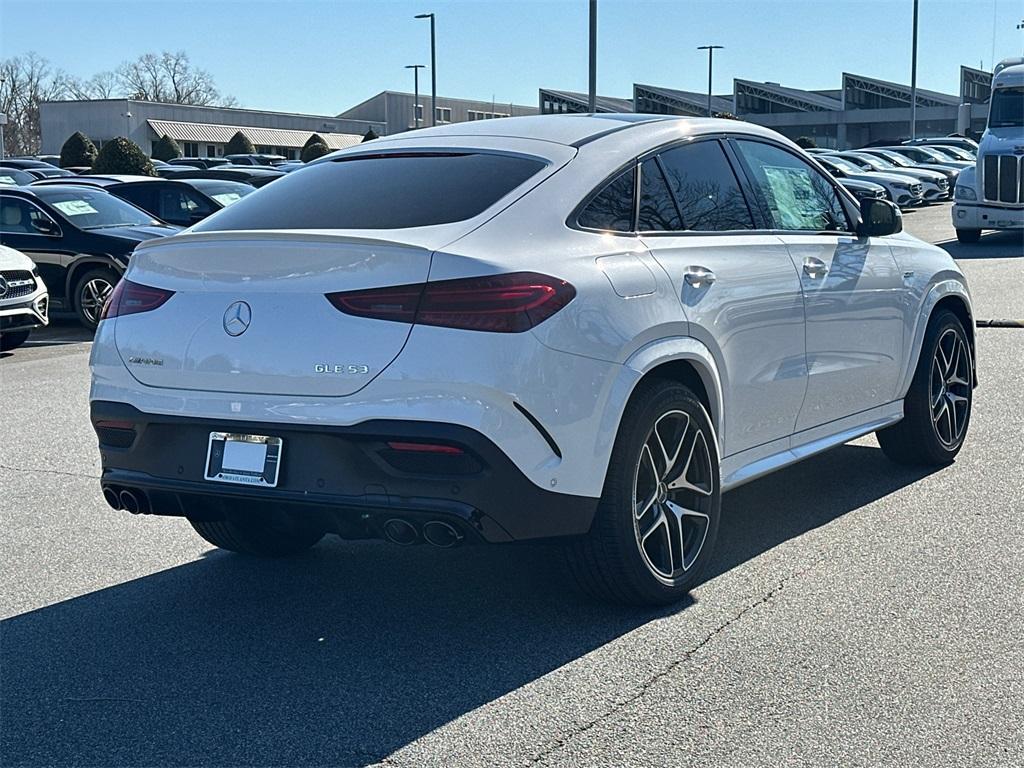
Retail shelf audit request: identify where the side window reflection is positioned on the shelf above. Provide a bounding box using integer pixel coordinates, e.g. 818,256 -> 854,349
656,141 -> 754,231
578,167 -> 635,232
733,140 -> 850,232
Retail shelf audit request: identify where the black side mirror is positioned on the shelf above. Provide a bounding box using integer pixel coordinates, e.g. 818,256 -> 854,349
857,197 -> 902,237
33,218 -> 60,237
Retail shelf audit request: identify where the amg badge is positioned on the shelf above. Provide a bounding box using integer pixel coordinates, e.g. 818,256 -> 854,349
314,364 -> 370,375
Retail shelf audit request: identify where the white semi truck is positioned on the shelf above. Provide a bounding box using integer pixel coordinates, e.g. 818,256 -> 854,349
952,58 -> 1024,243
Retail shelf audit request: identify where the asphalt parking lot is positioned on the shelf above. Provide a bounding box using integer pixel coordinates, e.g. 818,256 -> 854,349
1,201 -> 1021,767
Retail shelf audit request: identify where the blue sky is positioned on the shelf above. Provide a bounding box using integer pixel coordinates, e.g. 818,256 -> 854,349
2,0 -> 1022,116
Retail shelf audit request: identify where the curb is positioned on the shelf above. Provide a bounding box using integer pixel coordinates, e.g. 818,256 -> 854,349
975,319 -> 1024,329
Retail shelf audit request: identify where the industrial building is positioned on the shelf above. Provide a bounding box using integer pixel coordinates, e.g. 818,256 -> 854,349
541,66 -> 994,149
336,91 -> 537,136
39,92 -> 538,159
39,99 -> 385,160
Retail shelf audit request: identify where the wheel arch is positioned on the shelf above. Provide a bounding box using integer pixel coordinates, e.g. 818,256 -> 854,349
899,280 -> 976,397
622,338 -> 725,453
64,256 -> 123,308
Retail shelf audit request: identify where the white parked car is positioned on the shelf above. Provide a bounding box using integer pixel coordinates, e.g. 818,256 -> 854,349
89,115 -> 976,605
833,151 -> 952,201
0,244 -> 48,351
816,155 -> 926,206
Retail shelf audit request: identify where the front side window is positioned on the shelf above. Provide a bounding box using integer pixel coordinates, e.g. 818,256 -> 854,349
577,166 -> 635,232
657,141 -> 754,231
0,197 -> 59,235
194,152 -> 546,231
733,140 -> 849,232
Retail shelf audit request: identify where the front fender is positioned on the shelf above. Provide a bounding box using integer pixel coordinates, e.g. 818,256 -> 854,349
897,279 -> 974,397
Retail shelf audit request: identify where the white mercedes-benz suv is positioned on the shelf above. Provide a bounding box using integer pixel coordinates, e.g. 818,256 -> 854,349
0,244 -> 48,351
90,115 -> 975,605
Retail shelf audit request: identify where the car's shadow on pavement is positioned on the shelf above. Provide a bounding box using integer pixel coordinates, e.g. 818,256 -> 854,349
0,443 -> 936,767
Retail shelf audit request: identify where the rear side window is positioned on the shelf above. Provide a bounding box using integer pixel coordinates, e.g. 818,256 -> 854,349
577,166 -> 635,232
657,141 -> 754,231
638,159 -> 682,231
194,152 -> 546,231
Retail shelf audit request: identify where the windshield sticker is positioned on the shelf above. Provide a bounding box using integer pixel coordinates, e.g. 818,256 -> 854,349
52,200 -> 99,216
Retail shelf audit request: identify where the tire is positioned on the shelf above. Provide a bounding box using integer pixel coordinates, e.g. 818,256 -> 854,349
955,228 -> 981,244
74,268 -> 118,330
877,309 -> 973,466
566,380 -> 722,606
189,514 -> 325,557
0,330 -> 31,351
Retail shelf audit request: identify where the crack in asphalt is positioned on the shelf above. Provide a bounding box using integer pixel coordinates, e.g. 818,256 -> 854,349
0,463 -> 100,481
524,557 -> 827,766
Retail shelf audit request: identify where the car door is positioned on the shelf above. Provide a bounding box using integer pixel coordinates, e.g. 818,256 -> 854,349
638,139 -> 808,458
0,195 -> 74,307
730,138 -> 906,432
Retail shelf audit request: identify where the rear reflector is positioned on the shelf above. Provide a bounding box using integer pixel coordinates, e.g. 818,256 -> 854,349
386,441 -> 464,454
326,272 -> 575,333
100,279 -> 175,321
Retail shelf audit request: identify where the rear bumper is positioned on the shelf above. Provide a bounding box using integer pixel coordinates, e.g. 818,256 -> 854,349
91,400 -> 599,543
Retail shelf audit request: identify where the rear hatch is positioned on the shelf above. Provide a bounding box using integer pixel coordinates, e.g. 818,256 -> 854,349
114,232 -> 433,397
113,140 -> 575,398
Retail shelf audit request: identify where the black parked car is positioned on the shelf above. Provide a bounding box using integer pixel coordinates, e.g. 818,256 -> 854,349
223,153 -> 286,166
0,168 -> 36,186
32,175 -> 255,227
168,157 -> 229,169
164,166 -> 284,187
1,160 -> 74,180
0,185 -> 179,328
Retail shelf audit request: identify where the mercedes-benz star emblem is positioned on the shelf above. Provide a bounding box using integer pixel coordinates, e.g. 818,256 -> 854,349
223,301 -> 252,336
0,276 -> 8,300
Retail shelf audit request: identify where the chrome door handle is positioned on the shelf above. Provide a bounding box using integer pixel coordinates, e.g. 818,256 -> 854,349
802,257 -> 830,279
684,266 -> 717,288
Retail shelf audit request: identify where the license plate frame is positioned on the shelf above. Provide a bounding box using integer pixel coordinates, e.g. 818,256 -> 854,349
204,432 -> 282,487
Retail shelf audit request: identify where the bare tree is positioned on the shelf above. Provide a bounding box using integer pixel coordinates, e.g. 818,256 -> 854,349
0,52 -> 68,155
63,70 -> 120,100
116,51 -> 236,107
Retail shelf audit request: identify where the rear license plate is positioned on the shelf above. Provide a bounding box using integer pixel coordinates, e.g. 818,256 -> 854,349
205,432 -> 282,487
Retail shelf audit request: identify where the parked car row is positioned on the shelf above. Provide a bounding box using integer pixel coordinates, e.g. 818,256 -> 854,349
805,139 -> 971,208
0,152 -> 300,336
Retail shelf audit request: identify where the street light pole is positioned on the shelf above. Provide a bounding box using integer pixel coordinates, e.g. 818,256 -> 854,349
910,0 -> 919,140
405,64 -> 425,129
415,13 -> 436,126
697,45 -> 724,118
588,0 -> 597,112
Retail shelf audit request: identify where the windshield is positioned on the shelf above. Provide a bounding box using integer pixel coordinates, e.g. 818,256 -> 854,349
989,86 -> 1024,128
0,169 -> 34,186
873,150 -> 912,167
929,145 -> 973,160
824,157 -> 860,173
848,153 -> 891,170
186,179 -> 254,208
33,187 -> 161,229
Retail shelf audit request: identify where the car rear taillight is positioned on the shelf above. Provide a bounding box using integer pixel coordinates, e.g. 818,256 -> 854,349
100,279 -> 175,321
325,272 -> 576,333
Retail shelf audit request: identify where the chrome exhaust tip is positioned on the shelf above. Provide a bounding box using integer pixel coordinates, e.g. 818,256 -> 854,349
118,489 -> 141,515
422,520 -> 463,549
382,518 -> 419,546
101,486 -> 122,510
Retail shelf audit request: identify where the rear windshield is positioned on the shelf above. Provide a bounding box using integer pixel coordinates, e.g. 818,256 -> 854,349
193,152 -> 546,231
